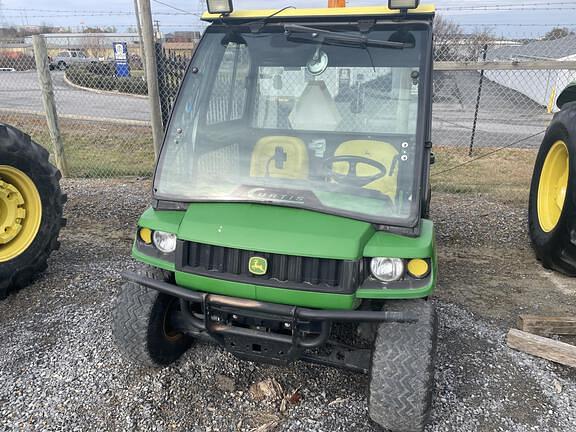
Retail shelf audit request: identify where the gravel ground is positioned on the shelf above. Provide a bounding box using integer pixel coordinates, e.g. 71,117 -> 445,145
0,179 -> 575,432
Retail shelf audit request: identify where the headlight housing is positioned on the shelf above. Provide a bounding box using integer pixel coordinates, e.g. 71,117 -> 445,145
370,257 -> 405,282
152,231 -> 177,254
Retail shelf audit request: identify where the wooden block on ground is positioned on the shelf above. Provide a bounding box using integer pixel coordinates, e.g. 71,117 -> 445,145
507,328 -> 576,368
518,315 -> 576,336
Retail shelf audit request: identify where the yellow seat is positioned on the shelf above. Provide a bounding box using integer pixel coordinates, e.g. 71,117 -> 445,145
332,140 -> 399,198
250,136 -> 309,179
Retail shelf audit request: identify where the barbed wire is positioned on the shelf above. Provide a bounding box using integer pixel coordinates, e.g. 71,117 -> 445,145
3,1 -> 576,19
458,23 -> 576,27
436,1 -> 576,10
1,12 -> 202,18
1,8 -> 136,13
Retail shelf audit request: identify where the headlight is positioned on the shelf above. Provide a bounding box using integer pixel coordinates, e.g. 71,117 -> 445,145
152,231 -> 177,254
370,257 -> 404,282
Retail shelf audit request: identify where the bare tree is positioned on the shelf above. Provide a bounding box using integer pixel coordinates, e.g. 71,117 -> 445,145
543,27 -> 574,41
464,28 -> 495,61
82,26 -> 117,34
433,15 -> 464,61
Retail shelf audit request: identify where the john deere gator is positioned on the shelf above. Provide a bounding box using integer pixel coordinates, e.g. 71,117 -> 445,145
114,1 -> 438,430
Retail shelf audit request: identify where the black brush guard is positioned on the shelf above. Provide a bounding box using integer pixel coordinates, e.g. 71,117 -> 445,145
123,271 -> 417,371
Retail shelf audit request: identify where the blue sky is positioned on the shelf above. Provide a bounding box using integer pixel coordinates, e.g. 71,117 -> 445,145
1,0 -> 574,37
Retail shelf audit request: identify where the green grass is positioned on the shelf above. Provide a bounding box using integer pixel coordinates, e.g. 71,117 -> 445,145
0,113 -> 155,177
0,113 -> 540,203
432,146 -> 537,204
131,70 -> 145,78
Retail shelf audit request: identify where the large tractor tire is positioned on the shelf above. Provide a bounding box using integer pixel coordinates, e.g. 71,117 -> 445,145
0,123 -> 66,299
528,99 -> 576,276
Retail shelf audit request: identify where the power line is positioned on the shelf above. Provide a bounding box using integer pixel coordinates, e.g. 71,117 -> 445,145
1,6 -> 193,14
0,7 -> 200,17
150,0 -> 194,15
2,8 -> 138,14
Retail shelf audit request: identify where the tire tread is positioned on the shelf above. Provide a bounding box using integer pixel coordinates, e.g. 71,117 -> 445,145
369,299 -> 437,432
112,266 -> 191,367
0,123 -> 65,299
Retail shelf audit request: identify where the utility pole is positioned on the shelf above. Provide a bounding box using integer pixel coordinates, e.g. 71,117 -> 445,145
154,20 -> 161,40
133,0 -> 147,76
138,0 -> 164,158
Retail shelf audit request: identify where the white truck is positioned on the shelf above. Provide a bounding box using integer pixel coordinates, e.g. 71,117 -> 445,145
49,50 -> 99,70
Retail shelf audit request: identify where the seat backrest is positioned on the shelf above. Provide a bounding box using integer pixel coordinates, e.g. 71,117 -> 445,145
333,140 -> 399,198
250,136 -> 309,179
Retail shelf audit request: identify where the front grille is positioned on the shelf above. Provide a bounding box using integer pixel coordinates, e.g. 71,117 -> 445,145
176,240 -> 360,293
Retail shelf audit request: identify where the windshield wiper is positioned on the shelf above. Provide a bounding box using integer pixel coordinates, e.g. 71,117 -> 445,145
284,24 -> 411,49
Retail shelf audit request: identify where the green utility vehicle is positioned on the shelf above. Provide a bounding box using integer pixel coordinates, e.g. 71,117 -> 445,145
114,1 -> 437,430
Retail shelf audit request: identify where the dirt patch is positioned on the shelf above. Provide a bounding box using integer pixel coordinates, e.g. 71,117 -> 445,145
432,192 -> 576,323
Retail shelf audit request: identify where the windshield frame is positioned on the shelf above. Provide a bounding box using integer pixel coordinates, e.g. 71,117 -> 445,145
152,19 -> 433,231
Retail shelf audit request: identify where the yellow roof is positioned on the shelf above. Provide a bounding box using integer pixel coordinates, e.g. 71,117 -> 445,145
202,4 -> 435,21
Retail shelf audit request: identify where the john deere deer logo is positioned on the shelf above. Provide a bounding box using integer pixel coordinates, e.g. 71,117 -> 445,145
249,256 -> 267,275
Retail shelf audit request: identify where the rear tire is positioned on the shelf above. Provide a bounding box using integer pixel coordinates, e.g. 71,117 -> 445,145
528,118 -> 576,276
0,123 -> 66,299
369,299 -> 437,432
112,266 -> 193,367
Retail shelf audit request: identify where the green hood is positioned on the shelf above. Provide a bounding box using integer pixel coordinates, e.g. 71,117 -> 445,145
137,204 -> 436,261
177,203 -> 374,260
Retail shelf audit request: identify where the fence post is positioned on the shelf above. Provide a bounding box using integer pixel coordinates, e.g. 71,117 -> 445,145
155,43 -> 169,128
469,44 -> 488,157
32,35 -> 69,177
138,0 -> 164,159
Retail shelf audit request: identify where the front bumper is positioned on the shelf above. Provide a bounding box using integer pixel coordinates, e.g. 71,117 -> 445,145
123,271 -> 417,369
124,271 -> 417,324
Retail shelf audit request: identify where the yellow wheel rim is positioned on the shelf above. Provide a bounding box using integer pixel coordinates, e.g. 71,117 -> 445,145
0,165 -> 42,262
537,140 -> 569,232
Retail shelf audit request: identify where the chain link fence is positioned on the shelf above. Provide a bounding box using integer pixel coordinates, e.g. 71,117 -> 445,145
431,30 -> 576,200
0,34 -> 156,177
1,27 -> 575,202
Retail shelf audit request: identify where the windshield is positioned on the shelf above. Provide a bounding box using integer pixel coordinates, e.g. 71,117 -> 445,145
154,22 -> 431,226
